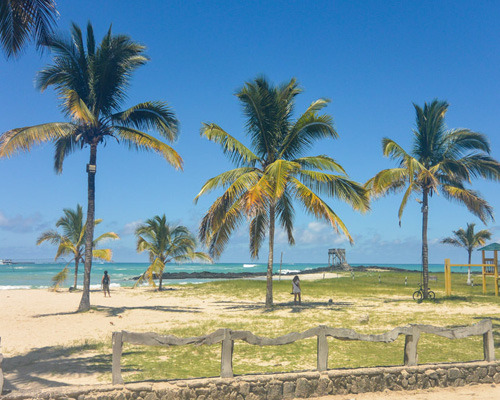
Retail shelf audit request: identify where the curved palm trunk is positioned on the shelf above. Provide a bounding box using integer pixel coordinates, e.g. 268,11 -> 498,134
467,250 -> 472,285
73,257 -> 79,289
265,204 -> 276,308
78,144 -> 97,312
159,259 -> 164,291
421,189 -> 429,299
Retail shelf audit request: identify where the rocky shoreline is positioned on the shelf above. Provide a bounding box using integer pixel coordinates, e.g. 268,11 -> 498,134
132,265 -> 413,281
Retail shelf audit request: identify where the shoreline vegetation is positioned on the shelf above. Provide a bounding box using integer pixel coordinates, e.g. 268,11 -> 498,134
132,264 -> 458,281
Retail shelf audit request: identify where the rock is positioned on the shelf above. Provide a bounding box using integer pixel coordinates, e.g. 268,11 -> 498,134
316,377 -> 332,396
448,368 -> 461,380
425,370 -> 438,380
143,394 -> 158,400
488,366 -> 497,376
494,373 -> 500,384
283,382 -> 295,399
295,378 -> 311,398
478,367 -> 488,378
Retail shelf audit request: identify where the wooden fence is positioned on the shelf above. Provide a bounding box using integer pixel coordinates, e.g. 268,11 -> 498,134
111,319 -> 495,385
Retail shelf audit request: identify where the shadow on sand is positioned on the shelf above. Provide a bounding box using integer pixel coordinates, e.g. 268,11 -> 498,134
2,343 -> 110,393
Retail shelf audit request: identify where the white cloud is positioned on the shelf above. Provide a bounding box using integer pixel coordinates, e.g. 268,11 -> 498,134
122,220 -> 143,235
0,211 -> 47,233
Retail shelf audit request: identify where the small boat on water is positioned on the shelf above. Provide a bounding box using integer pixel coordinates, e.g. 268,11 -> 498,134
0,259 -> 13,265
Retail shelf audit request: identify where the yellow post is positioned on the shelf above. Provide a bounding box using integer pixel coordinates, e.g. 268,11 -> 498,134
494,250 -> 498,297
482,250 -> 487,294
444,259 -> 451,296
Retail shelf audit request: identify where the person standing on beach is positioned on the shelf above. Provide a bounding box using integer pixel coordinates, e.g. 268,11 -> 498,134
102,271 -> 111,297
292,275 -> 301,305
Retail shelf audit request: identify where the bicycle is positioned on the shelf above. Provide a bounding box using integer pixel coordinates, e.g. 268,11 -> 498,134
412,283 -> 435,301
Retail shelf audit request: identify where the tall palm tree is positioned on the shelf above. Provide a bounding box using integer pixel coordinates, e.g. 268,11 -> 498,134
135,215 -> 212,290
366,100 -> 500,298
37,204 -> 119,289
441,223 -> 492,285
0,22 -> 182,311
0,0 -> 58,58
196,77 -> 369,308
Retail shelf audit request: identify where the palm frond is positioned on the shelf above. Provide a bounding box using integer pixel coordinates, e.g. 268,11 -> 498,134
201,123 -> 259,166
441,185 -> 494,223
365,168 -> 408,198
265,160 -> 300,199
281,113 -> 337,159
92,248 -> 112,261
249,212 -> 268,258
290,178 -> 354,243
114,126 -> 183,170
276,189 -> 295,246
93,231 -> 119,245
293,155 -> 346,174
0,0 -> 58,58
298,170 -> 369,212
194,167 -> 258,203
0,123 -> 75,158
51,266 -> 69,291
111,101 -> 178,142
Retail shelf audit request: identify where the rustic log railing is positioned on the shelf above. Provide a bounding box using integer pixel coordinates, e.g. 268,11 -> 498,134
111,319 -> 495,384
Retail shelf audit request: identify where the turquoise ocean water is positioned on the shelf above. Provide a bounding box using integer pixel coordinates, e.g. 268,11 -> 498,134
0,261 -> 453,290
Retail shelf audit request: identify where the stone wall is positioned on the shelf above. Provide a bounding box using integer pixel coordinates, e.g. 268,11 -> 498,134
4,361 -> 500,400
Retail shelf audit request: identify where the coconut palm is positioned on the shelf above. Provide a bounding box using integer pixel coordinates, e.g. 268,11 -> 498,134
37,204 -> 119,289
0,22 -> 182,311
0,0 -> 58,58
366,100 -> 500,298
135,215 -> 212,290
441,223 -> 492,285
196,77 -> 369,308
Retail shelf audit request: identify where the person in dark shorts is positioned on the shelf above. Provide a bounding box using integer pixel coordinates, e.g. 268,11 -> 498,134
102,270 -> 111,297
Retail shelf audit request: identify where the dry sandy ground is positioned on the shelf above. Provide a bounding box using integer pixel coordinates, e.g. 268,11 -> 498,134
319,384 -> 500,399
0,284 -> 499,398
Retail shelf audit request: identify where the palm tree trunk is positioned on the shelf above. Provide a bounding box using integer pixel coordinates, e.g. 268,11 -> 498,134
78,144 -> 97,312
421,189 -> 429,299
265,204 -> 276,308
159,262 -> 164,291
73,257 -> 79,289
467,250 -> 472,285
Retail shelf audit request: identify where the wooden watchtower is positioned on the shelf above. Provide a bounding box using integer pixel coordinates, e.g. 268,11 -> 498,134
328,248 -> 351,270
478,243 -> 500,296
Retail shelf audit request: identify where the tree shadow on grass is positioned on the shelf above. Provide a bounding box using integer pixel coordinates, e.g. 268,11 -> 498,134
33,305 -> 201,319
219,300 -> 353,313
2,343 -> 110,393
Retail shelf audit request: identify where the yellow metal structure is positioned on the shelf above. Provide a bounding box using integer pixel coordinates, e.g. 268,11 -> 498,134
444,244 -> 499,296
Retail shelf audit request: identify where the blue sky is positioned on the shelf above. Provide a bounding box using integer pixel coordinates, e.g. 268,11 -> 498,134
1,1 -> 499,264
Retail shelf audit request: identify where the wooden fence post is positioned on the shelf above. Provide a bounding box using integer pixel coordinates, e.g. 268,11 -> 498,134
317,326 -> 328,371
220,329 -> 234,378
403,327 -> 420,366
112,331 -> 124,385
483,321 -> 495,362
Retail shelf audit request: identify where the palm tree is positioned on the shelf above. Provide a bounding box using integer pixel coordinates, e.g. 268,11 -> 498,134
0,0 -> 58,58
37,204 -> 119,289
441,223 -> 492,285
366,100 -> 500,298
196,77 -> 369,308
135,215 -> 212,290
0,22 -> 182,311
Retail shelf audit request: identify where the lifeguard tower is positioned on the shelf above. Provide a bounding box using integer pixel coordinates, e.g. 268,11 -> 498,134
328,248 -> 351,271
478,243 -> 499,296
444,242 -> 499,296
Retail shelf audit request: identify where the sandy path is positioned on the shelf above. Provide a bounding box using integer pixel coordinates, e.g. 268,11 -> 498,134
0,286 -> 499,397
319,384 -> 500,399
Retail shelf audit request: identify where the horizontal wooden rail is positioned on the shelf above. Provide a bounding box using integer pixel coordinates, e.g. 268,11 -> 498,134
111,319 -> 495,384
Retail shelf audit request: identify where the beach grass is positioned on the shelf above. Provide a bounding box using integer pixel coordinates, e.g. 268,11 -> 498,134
75,270 -> 499,383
